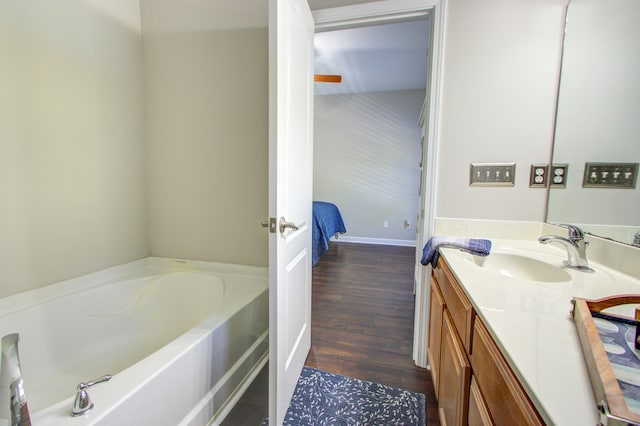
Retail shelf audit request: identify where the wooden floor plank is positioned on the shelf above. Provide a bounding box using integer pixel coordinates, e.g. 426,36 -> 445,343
222,242 -> 439,425
306,242 -> 439,425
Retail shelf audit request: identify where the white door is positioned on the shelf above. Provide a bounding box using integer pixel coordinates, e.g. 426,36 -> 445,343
268,0 -> 314,424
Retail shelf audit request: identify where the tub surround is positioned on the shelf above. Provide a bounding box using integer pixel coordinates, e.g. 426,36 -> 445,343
430,218 -> 640,424
0,257 -> 268,426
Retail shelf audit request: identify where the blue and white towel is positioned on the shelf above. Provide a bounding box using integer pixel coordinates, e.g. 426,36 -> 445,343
421,236 -> 492,267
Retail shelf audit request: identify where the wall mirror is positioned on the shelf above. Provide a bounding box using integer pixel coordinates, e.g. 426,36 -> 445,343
546,0 -> 640,245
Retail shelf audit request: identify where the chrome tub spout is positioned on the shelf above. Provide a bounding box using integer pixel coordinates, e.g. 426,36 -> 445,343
1,334 -> 31,426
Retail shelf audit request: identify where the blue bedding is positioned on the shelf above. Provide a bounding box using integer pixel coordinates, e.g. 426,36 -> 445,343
312,201 -> 347,266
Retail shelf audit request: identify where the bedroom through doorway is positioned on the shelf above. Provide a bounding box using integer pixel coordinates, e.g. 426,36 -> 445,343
311,15 -> 431,265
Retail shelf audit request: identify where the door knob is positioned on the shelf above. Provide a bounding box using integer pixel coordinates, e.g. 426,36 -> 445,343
279,217 -> 299,233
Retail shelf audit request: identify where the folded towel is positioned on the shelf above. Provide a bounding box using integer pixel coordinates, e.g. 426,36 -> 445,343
421,236 -> 492,267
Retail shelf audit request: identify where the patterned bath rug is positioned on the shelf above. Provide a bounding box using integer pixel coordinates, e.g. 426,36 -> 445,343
261,366 -> 426,425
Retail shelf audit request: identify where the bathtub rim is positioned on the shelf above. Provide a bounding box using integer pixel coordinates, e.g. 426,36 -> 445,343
0,257 -> 268,318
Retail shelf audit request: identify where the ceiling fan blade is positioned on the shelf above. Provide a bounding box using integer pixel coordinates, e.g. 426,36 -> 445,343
314,74 -> 342,83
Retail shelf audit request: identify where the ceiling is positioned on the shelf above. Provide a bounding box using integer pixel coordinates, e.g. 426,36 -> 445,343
314,18 -> 431,95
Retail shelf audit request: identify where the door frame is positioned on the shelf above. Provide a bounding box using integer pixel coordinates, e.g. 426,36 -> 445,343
312,0 -> 446,368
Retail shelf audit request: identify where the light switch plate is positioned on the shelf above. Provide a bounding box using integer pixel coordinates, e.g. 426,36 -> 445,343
469,163 -> 516,186
582,162 -> 639,188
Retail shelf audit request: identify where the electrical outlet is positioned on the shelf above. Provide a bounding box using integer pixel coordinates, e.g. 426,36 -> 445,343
469,163 -> 516,186
383,221 -> 389,228
582,162 -> 639,188
529,164 -> 549,188
550,164 -> 568,187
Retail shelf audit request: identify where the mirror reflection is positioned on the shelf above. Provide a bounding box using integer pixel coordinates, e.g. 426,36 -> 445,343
547,0 -> 640,245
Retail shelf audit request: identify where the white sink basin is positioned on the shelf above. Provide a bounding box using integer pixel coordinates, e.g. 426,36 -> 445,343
470,252 -> 572,283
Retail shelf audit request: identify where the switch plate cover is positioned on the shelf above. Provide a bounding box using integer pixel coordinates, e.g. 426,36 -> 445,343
469,163 -> 516,186
582,162 -> 639,188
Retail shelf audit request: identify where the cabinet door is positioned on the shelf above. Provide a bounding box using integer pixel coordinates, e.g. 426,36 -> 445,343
428,276 -> 445,397
468,376 -> 493,426
470,320 -> 544,425
435,258 -> 475,351
438,310 -> 471,426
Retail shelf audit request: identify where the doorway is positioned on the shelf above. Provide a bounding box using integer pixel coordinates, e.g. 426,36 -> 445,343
310,0 -> 444,369
264,1 -> 446,424
312,18 -> 430,249
221,2 -> 445,423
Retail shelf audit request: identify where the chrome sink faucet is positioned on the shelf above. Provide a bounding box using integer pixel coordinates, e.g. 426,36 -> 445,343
1,333 -> 31,426
538,225 -> 594,272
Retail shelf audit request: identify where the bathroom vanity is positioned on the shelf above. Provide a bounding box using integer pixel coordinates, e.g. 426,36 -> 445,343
429,257 -> 543,425
427,238 -> 640,425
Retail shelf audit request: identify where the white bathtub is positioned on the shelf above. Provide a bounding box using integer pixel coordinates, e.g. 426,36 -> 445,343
0,257 -> 269,426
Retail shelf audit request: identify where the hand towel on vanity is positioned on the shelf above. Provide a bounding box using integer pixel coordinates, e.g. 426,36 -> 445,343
420,236 -> 492,267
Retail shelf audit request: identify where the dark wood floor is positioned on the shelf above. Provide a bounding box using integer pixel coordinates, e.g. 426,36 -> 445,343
306,242 -> 439,425
222,242 -> 439,425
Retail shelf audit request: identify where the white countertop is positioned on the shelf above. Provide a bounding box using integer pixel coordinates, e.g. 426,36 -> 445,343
439,239 -> 640,426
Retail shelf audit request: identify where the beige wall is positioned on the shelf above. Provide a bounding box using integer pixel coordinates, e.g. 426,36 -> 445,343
0,0 -> 147,299
436,0 -> 568,221
140,0 -> 269,266
0,0 -> 572,299
314,90 -> 423,243
0,0 -> 269,300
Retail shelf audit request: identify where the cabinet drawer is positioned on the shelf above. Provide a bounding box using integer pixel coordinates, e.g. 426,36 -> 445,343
470,319 -> 544,426
434,258 -> 475,351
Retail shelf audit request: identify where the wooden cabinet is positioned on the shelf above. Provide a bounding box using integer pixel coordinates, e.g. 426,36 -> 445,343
429,258 -> 473,425
433,260 -> 474,351
428,258 -> 543,426
428,278 -> 444,397
468,377 -> 492,426
470,319 -> 544,425
438,311 -> 471,426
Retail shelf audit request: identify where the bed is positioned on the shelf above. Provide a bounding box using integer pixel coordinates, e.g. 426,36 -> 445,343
312,201 -> 347,266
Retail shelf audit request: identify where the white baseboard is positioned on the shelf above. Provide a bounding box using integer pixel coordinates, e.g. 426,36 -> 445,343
331,236 -> 416,247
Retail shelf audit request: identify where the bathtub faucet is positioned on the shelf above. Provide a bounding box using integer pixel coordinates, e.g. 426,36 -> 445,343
1,333 -> 32,426
538,224 -> 594,272
71,374 -> 112,417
